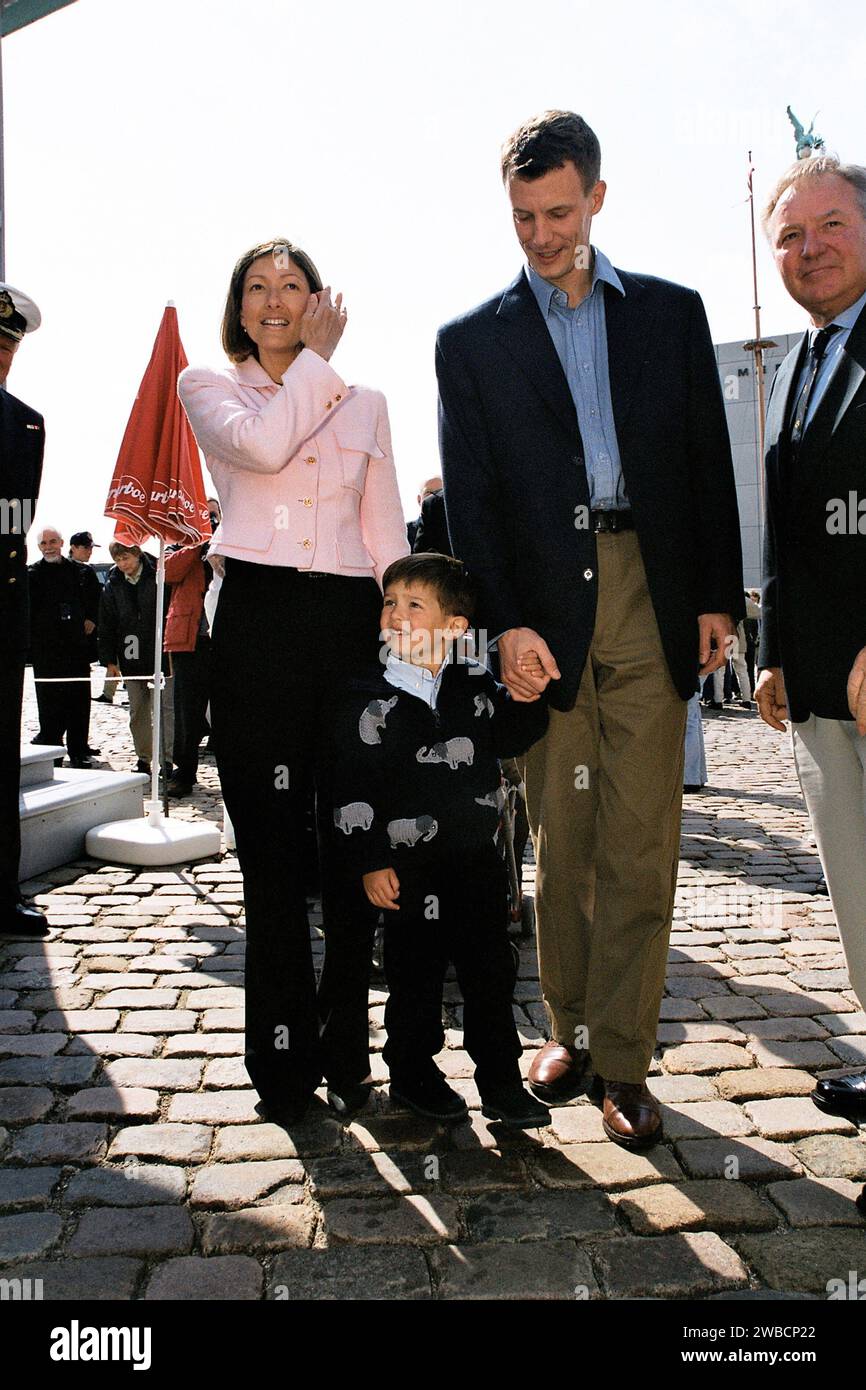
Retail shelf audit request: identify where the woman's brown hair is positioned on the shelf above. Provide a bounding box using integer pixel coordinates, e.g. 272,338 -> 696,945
220,239 -> 324,363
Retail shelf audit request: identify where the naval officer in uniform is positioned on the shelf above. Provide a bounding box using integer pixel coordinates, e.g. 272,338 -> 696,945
0,282 -> 47,937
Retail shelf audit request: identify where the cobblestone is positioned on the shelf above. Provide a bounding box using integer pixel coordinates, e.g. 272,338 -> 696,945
69,1206 -> 195,1257
145,1255 -> 263,1300
743,1097 -> 858,1140
269,1246 -> 431,1299
614,1180 -> 777,1234
198,1205 -> 315,1253
593,1231 -> 748,1298
5,693 -> 865,1300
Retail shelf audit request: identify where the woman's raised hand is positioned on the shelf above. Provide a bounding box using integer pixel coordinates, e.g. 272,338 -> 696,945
299,287 -> 347,361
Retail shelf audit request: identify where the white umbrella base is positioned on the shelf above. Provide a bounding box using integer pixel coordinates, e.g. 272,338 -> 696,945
86,813 -> 222,866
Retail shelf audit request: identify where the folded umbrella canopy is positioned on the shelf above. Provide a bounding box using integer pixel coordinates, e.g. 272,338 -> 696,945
87,304 -> 221,864
105,302 -> 210,547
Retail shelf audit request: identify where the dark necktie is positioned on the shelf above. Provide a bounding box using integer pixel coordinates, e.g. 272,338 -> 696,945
788,324 -> 841,454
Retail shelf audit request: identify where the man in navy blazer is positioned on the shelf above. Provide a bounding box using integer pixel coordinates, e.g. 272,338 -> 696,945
755,155 -> 866,1127
436,111 -> 743,1147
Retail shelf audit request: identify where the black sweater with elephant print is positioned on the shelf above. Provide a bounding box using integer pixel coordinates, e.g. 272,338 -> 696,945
331,656 -> 548,879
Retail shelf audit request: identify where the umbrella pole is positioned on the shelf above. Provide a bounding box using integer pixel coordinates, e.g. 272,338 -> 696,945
148,537 -> 168,825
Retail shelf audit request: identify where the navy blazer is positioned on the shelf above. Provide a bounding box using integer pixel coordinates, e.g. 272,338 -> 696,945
435,267 -> 744,711
0,387 -> 45,655
759,304 -> 866,722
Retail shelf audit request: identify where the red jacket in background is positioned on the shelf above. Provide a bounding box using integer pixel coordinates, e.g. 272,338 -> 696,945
164,544 -> 207,653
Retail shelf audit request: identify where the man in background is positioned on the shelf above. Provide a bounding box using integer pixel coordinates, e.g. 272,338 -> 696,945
99,541 -> 173,777
28,525 -> 101,767
407,475 -> 444,551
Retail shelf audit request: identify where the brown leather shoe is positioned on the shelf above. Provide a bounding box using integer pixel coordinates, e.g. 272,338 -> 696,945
527,1041 -> 588,1102
596,1078 -> 662,1149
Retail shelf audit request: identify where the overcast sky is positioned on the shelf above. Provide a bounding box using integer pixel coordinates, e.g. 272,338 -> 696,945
4,0 -> 864,546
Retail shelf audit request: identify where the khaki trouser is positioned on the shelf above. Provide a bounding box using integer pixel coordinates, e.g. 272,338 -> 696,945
125,674 -> 174,767
791,715 -> 866,1009
517,531 -> 687,1082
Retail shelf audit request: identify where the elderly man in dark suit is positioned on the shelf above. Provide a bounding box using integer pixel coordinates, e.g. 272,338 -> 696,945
28,525 -> 101,767
755,155 -> 866,1128
0,283 -> 47,937
436,111 -> 743,1147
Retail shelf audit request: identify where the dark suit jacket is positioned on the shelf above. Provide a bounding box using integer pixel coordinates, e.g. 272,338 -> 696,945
412,488 -> 452,556
435,268 -> 744,711
759,304 -> 866,722
27,556 -> 101,669
0,387 -> 45,655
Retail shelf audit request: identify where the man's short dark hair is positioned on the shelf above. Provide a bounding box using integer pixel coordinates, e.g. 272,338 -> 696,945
382,553 -> 477,625
501,110 -> 601,192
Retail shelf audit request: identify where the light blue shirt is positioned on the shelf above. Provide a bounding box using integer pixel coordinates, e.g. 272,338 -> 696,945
383,649 -> 450,709
526,248 -> 628,510
794,287 -> 866,429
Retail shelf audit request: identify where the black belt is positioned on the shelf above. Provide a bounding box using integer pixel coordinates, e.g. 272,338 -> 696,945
591,509 -> 634,533
225,559 -> 357,581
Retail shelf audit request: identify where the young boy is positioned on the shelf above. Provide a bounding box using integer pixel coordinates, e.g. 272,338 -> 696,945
332,554 -> 550,1127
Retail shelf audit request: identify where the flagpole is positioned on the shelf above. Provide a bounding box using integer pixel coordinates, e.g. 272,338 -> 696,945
147,537 -> 166,821
742,151 -> 776,571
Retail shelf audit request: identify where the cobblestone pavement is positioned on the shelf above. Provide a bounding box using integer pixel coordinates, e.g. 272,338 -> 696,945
2,681 -> 864,1300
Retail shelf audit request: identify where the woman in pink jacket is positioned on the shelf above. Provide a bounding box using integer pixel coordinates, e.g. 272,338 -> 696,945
178,238 -> 408,1126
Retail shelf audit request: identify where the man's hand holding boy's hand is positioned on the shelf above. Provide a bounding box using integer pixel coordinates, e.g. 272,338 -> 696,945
363,867 -> 400,910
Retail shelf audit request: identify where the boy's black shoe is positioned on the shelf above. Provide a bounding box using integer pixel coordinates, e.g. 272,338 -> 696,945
480,1082 -> 551,1129
327,1081 -> 373,1119
255,1094 -> 314,1128
135,759 -> 151,774
390,1071 -> 469,1124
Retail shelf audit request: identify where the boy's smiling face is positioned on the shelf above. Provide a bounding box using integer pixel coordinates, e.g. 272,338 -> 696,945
380,579 -> 469,673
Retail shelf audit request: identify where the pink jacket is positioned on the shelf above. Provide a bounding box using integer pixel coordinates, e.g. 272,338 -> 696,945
177,349 -> 409,586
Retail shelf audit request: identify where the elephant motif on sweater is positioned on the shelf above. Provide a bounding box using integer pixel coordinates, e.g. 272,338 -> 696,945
387,815 -> 439,847
333,801 -> 375,835
415,736 -> 474,769
358,696 -> 398,746
473,694 -> 495,718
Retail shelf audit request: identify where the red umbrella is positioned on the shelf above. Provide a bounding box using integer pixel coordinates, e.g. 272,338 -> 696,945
103,303 -> 211,820
105,303 -> 211,547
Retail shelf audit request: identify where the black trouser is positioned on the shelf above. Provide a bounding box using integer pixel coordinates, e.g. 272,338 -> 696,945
172,636 -> 212,784
210,561 -> 381,1105
0,655 -> 25,910
382,846 -> 522,1094
32,655 -> 91,758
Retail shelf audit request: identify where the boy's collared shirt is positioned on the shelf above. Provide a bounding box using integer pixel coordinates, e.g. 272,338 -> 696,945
383,647 -> 452,709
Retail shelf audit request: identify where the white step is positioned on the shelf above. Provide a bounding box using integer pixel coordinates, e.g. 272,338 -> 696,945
20,745 -> 66,790
19,768 -> 149,881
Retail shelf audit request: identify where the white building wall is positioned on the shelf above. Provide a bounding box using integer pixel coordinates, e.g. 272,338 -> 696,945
714,333 -> 804,589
